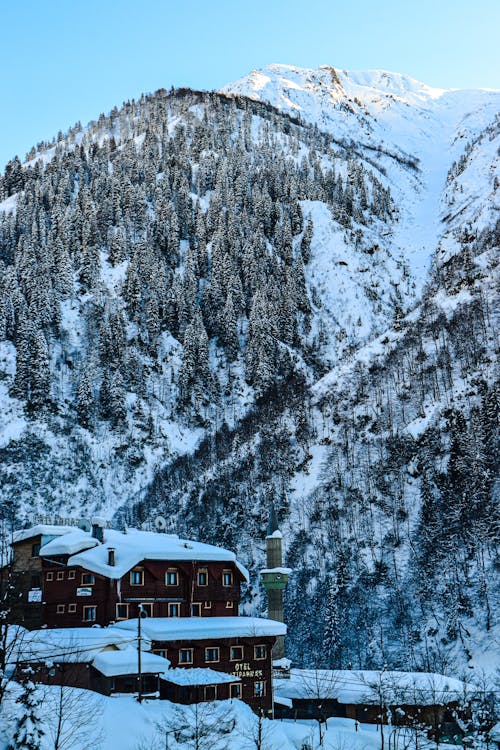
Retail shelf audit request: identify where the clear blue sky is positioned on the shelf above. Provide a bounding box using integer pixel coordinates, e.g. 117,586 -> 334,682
1,0 -> 499,168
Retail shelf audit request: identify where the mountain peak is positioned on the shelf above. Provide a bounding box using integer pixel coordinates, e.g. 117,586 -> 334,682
223,63 -> 498,113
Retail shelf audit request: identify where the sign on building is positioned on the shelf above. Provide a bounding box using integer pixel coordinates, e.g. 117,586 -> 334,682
76,587 -> 93,597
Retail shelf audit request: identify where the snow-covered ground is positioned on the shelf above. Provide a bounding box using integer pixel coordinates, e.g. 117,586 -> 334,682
0,684 -> 469,750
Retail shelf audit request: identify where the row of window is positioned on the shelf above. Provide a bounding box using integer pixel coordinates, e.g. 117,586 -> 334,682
116,601 -> 235,619
156,644 -> 268,664
54,601 -> 236,620
191,682 -> 265,700
130,568 -> 234,587
46,570 -> 77,581
45,568 -> 235,587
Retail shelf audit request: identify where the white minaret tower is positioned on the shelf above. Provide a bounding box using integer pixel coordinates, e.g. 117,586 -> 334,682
260,504 -> 290,659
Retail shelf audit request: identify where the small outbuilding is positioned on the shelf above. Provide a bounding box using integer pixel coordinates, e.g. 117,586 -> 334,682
91,647 -> 170,696
274,668 -> 468,742
160,667 -> 241,703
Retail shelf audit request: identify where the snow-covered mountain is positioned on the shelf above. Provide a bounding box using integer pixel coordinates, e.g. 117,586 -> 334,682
0,65 -> 498,675
224,64 -> 500,286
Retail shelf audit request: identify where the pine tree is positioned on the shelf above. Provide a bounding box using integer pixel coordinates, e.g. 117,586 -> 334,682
14,313 -> 34,400
9,680 -> 44,750
99,369 -> 113,420
145,293 -> 160,355
109,371 -> 127,427
29,329 -> 51,410
220,295 -> 239,361
178,311 -> 213,409
323,576 -> 342,667
76,368 -> 94,427
300,216 -> 314,263
245,290 -> 279,397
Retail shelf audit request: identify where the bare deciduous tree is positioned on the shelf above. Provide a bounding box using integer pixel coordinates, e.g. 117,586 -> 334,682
156,701 -> 235,750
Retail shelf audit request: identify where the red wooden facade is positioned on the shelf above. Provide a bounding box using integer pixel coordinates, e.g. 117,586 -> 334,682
152,635 -> 275,711
39,558 -> 242,628
10,527 -> 279,714
15,660 -> 160,697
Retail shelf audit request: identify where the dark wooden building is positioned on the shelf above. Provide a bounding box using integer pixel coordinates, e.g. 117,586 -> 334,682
159,668 -> 241,704
115,617 -> 285,712
10,524 -> 248,628
8,523 -> 286,714
273,668 -> 468,741
9,525 -> 77,629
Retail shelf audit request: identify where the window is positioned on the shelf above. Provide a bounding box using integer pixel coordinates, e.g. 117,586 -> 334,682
153,649 -> 167,658
68,604 -> 77,613
31,543 -> 41,557
57,571 -> 64,581
179,648 -> 193,664
254,645 -> 267,660
116,603 -> 129,620
254,681 -> 266,697
165,569 -> 178,586
203,601 -> 211,609
140,603 -> 153,618
130,569 -> 144,586
222,570 -> 233,586
197,569 -> 208,586
83,606 -> 96,622
30,574 -> 41,589
46,572 -> 54,581
230,646 -> 243,661
205,647 -> 219,663
225,601 -> 233,609
204,685 -> 217,701
191,603 -> 201,617
168,602 -> 180,617
81,573 -> 95,585
68,570 -> 76,580
56,604 -> 65,614
230,683 -> 242,699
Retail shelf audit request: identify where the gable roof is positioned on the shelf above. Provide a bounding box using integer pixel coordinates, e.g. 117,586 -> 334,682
114,616 -> 287,641
12,525 -> 77,544
39,529 -> 99,556
274,669 -> 468,705
65,528 -> 249,581
92,647 -> 170,677
161,667 -> 240,686
13,626 -> 145,664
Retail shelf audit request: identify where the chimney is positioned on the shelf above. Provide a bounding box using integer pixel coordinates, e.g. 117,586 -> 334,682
108,548 -> 115,567
91,517 -> 105,542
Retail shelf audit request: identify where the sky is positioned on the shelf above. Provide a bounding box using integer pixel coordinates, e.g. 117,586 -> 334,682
1,0 -> 499,168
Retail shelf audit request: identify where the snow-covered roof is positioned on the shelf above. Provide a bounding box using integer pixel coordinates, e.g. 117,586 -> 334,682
274,694 -> 293,708
274,669 -> 467,705
273,657 -> 292,670
261,567 -> 292,575
12,525 -> 77,544
39,529 -> 99,556
115,616 -> 287,641
66,528 -> 249,581
13,627 -> 147,664
92,647 -> 170,677
161,668 -> 239,686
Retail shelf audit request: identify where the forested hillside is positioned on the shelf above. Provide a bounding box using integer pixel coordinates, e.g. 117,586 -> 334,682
0,68 -> 498,676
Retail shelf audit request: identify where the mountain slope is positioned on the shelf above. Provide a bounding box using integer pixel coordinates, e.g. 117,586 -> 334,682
224,64 -> 500,288
0,66 -> 498,675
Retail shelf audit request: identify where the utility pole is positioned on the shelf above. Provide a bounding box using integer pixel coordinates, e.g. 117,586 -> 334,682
137,604 -> 143,703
